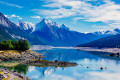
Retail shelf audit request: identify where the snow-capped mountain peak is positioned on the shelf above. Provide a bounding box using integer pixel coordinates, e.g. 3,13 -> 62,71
41,18 -> 60,27
35,18 -> 62,31
17,21 -> 35,33
0,12 -> 17,28
92,28 -> 120,36
114,28 -> 120,33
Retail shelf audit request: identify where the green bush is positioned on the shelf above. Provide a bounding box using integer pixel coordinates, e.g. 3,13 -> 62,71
0,40 -> 30,50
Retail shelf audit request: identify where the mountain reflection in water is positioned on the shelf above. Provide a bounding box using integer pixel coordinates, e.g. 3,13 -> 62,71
1,46 -> 120,80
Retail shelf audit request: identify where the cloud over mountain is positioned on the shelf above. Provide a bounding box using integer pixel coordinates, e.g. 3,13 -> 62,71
32,0 -> 120,23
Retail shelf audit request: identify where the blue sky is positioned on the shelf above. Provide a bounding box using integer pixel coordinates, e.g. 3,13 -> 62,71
0,0 -> 120,33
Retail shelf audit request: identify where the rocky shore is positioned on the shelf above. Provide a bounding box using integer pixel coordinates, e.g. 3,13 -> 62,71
0,50 -> 43,61
0,69 -> 30,80
0,50 -> 78,80
21,59 -> 78,67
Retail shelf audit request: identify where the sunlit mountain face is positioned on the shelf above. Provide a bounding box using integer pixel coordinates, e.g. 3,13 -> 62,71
31,18 -> 104,46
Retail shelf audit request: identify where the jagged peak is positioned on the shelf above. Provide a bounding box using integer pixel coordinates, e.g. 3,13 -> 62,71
114,28 -> 120,32
18,21 -> 34,26
61,24 -> 67,28
41,18 -> 56,24
17,21 -> 35,32
35,18 -> 72,32
0,12 -> 17,28
62,24 -> 66,26
18,20 -> 25,23
61,24 -> 70,30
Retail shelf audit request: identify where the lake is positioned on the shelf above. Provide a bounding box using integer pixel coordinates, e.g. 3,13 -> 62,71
27,47 -> 120,80
1,46 -> 120,80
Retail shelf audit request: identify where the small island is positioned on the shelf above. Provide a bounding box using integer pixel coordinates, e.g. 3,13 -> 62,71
0,40 -> 78,80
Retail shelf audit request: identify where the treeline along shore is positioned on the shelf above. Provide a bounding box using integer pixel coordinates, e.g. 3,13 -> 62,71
0,40 -> 29,50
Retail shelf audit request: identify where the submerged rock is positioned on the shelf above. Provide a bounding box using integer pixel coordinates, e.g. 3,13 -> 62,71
105,67 -> 107,69
109,53 -> 120,57
87,67 -> 89,68
100,67 -> 104,70
55,60 -> 58,62
110,54 -> 116,57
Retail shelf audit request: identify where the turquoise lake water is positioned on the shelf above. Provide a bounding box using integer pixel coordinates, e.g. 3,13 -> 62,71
24,48 -> 120,80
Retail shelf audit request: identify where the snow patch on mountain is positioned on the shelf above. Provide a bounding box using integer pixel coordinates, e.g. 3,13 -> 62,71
17,21 -> 35,33
35,18 -> 70,32
0,12 -> 18,28
11,34 -> 26,40
92,28 -> 120,36
35,18 -> 62,32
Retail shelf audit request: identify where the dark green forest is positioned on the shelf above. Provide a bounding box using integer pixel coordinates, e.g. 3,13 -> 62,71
77,34 -> 120,48
0,40 -> 30,50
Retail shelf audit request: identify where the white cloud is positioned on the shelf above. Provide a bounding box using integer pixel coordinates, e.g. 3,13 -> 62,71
73,17 -> 85,22
85,72 -> 120,80
4,15 -> 8,17
5,14 -> 23,20
28,66 -> 35,72
31,75 -> 39,79
0,1 -> 23,8
31,16 -> 41,19
10,15 -> 16,18
18,17 -> 22,19
42,74 -> 75,80
32,8 -> 76,19
32,0 -> 120,23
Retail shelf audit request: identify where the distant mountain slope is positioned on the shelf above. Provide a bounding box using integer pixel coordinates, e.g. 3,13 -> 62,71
77,34 -> 120,48
0,12 -> 46,45
0,24 -> 14,41
32,18 -> 102,46
91,28 -> 120,36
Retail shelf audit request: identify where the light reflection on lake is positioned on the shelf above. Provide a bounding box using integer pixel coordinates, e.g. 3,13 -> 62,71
25,46 -> 120,80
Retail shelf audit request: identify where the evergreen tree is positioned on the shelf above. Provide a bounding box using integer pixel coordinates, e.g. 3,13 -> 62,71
0,40 -> 30,50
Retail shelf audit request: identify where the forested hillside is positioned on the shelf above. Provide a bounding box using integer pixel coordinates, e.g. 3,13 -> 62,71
77,34 -> 120,48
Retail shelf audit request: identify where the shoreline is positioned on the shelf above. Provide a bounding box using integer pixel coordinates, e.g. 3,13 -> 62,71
0,50 -> 77,80
0,69 -> 30,80
75,47 -> 120,54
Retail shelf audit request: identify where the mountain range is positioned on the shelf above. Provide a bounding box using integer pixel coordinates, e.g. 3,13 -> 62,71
32,18 -> 104,46
0,12 -> 46,45
92,28 -> 120,36
0,12 -> 120,46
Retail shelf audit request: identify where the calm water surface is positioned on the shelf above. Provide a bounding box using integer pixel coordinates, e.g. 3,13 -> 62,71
24,47 -> 120,80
